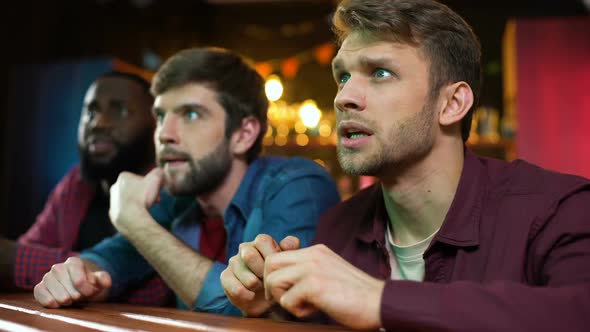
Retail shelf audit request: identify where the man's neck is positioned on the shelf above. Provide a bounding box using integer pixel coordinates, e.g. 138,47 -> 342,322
381,142 -> 464,246
196,159 -> 249,218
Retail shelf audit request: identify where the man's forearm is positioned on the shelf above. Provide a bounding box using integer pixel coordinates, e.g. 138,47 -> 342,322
0,238 -> 17,288
122,221 -> 213,308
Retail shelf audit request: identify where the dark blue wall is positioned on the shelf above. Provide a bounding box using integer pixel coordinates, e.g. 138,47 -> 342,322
2,58 -> 114,238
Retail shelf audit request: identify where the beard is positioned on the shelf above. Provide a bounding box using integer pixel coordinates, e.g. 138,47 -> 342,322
337,100 -> 435,177
160,139 -> 232,197
79,128 -> 155,184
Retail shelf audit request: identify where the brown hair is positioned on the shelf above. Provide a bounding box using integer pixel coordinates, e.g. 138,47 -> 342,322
333,0 -> 482,142
151,47 -> 268,162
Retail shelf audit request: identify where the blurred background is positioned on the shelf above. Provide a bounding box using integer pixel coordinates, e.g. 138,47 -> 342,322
1,0 -> 589,238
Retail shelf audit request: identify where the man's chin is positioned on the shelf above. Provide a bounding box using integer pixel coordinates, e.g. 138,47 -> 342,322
88,154 -> 116,165
165,183 -> 196,197
163,174 -> 188,195
80,155 -> 120,183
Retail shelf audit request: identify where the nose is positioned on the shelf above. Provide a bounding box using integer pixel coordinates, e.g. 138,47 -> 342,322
157,113 -> 179,145
89,111 -> 114,129
334,78 -> 366,113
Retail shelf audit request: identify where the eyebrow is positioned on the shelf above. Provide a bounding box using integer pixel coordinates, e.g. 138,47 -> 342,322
331,57 -> 344,73
332,55 -> 399,71
108,99 -> 126,107
152,103 -> 211,116
358,55 -> 398,70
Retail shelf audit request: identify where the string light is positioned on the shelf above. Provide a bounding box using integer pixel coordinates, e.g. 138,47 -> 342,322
296,134 -> 309,146
274,135 -> 288,146
294,121 -> 307,134
265,75 -> 283,102
319,120 -> 332,137
299,99 -> 321,128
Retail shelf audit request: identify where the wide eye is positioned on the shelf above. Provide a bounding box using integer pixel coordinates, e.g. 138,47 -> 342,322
154,111 -> 165,123
84,104 -> 98,120
374,68 -> 392,78
113,105 -> 129,119
119,106 -> 129,118
185,110 -> 199,121
339,73 -> 351,84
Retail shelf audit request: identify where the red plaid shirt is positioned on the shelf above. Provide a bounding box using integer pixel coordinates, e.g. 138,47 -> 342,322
15,164 -> 173,306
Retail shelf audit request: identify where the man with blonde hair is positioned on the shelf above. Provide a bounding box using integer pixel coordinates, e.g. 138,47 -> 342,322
222,1 -> 590,330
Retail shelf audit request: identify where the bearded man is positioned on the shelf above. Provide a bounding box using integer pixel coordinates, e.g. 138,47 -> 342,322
1,72 -> 156,294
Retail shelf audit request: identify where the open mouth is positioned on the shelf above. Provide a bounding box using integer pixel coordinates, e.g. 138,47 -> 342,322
339,122 -> 374,139
342,130 -> 371,139
158,154 -> 189,169
87,136 -> 117,155
338,121 -> 374,148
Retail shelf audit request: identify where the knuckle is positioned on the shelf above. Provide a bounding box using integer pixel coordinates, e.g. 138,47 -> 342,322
33,283 -> 43,295
227,283 -> 241,298
231,284 -> 249,299
64,257 -> 79,266
73,278 -> 87,290
228,255 -> 239,267
315,243 -> 329,253
41,273 -> 52,283
55,294 -> 70,304
310,244 -> 329,261
254,234 -> 271,244
219,271 -> 228,286
242,247 -> 258,263
238,242 -> 248,251
220,269 -> 232,283
244,276 -> 259,290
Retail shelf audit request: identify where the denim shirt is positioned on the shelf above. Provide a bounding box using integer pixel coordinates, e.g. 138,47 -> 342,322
81,156 -> 340,315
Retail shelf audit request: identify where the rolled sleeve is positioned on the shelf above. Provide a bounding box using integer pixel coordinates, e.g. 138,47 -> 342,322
79,249 -> 127,297
80,233 -> 155,298
79,191 -> 179,299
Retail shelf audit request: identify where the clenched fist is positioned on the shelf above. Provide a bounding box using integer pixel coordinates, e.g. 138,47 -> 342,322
109,168 -> 164,236
34,257 -> 111,308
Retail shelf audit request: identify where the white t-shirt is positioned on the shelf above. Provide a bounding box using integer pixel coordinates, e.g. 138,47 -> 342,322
385,222 -> 439,281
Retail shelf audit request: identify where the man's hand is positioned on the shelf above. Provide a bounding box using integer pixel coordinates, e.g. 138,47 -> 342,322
263,244 -> 385,330
220,234 -> 300,317
33,257 -> 111,308
109,168 -> 164,236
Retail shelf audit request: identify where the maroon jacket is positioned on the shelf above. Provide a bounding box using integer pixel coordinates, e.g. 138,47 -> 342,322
314,150 -> 590,332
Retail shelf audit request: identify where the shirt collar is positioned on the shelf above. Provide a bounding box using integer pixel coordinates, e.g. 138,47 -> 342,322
356,149 -> 486,248
169,157 -> 273,226
356,185 -> 388,246
435,149 -> 486,247
226,157 -> 268,221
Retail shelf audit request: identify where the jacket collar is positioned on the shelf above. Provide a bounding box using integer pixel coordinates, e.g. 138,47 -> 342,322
356,149 -> 486,248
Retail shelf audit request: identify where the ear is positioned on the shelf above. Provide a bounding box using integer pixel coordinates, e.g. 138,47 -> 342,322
438,81 -> 474,127
230,116 -> 261,157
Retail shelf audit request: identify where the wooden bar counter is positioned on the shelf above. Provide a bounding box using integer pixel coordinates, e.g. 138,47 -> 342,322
0,293 -> 356,332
